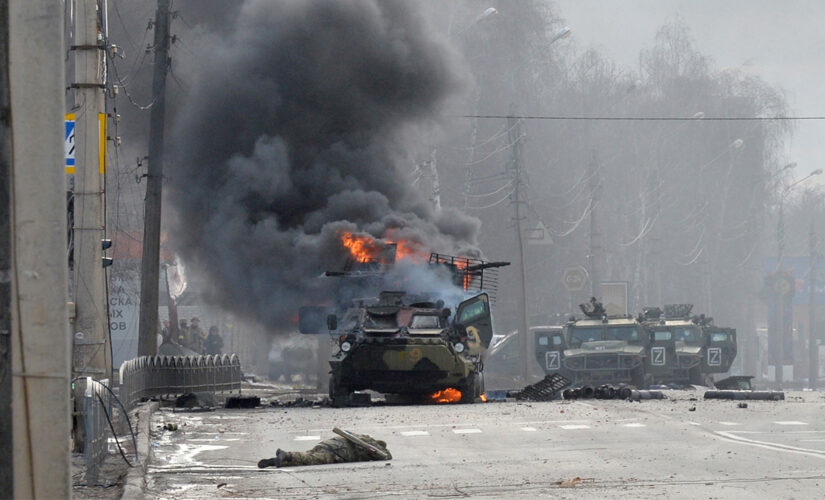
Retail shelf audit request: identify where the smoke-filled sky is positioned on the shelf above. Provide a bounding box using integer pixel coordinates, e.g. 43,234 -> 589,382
166,0 -> 480,328
559,0 -> 825,181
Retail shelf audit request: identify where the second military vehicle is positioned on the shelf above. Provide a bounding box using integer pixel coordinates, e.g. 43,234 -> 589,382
556,299 -> 649,387
641,304 -> 706,386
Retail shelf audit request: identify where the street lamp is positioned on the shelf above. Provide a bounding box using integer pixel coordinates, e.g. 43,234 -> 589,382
775,168 -> 823,387
550,26 -> 572,44
514,25 -> 572,383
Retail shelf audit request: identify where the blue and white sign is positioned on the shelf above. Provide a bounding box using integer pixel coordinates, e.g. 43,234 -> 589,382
65,113 -> 75,173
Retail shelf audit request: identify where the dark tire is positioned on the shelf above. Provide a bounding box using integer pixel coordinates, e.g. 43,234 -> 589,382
688,367 -> 704,386
460,372 -> 482,403
631,366 -> 646,389
329,375 -> 351,408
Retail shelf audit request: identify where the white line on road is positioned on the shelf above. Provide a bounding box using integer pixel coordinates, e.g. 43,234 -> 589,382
559,424 -> 591,430
774,421 -> 809,426
294,436 -> 320,441
453,428 -> 482,434
623,423 -> 646,428
688,422 -> 702,426
400,430 -> 430,437
715,431 -> 825,459
521,427 -> 538,432
718,421 -> 741,426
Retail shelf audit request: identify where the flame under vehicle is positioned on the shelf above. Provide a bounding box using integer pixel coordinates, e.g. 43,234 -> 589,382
300,235 -> 508,406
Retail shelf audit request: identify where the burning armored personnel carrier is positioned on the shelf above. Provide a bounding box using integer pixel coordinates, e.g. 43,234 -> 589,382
299,233 -> 508,406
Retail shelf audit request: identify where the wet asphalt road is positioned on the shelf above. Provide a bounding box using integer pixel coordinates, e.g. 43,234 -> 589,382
144,390 -> 825,499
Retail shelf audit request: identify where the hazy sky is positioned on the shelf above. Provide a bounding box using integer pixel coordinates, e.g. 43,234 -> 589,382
557,0 -> 825,181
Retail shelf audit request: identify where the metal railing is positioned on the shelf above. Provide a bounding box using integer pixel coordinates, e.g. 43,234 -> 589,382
82,377 -> 111,485
119,354 -> 243,411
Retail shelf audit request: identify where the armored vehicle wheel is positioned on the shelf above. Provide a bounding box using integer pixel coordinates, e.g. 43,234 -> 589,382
631,366 -> 646,389
329,375 -> 352,408
460,372 -> 484,403
688,367 -> 704,386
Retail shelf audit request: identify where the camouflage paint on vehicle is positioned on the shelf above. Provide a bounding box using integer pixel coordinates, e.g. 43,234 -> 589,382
328,291 -> 492,405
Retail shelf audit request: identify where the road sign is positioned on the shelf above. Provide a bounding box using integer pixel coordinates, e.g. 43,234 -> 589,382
65,113 -> 75,173
562,266 -> 588,292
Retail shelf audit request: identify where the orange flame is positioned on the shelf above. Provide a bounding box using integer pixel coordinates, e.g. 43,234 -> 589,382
339,230 -> 428,264
479,393 -> 487,403
428,387 -> 462,403
340,231 -> 388,263
453,260 -> 472,291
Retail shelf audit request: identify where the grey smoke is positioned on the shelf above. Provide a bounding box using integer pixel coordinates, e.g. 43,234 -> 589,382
167,0 -> 481,329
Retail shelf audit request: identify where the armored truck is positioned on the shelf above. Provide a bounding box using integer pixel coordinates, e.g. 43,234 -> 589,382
641,306 -> 705,386
561,315 -> 648,387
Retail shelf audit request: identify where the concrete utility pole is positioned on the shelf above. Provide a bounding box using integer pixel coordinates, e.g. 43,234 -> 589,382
138,0 -> 171,356
1,1 -> 13,495
9,0 -> 71,497
587,151 -> 601,298
71,0 -> 110,382
508,108 -> 531,382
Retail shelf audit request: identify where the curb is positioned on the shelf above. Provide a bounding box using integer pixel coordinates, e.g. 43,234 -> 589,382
121,401 -> 159,500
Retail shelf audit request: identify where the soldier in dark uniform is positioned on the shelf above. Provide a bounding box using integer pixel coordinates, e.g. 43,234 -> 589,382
258,432 -> 391,468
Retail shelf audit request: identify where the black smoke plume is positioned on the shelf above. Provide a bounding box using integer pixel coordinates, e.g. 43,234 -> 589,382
168,0 -> 480,330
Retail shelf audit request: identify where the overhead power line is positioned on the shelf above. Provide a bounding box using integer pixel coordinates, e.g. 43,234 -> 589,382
459,114 -> 825,121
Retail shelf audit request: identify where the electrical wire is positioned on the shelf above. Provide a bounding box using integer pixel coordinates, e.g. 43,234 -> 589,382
95,393 -> 134,468
547,198 -> 594,238
465,186 -> 517,210
460,114 -> 825,121
620,214 -> 658,247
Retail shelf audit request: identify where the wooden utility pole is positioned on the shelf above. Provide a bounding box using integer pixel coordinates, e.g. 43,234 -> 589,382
9,0 -> 71,496
1,0 -> 13,495
138,0 -> 171,356
71,0 -> 110,381
508,108 -> 531,382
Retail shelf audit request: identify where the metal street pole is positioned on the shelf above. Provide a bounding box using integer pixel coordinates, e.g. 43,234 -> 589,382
810,212 -> 819,389
588,151 -> 600,298
776,199 -> 785,387
8,0 -> 71,496
508,108 -> 531,382
775,169 -> 822,387
138,0 -> 171,356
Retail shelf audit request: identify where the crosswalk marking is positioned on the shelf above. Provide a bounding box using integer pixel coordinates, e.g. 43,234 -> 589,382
294,436 -> 320,441
775,421 -> 808,426
623,423 -> 646,428
688,422 -> 702,426
718,422 -> 740,426
400,430 -> 430,437
559,424 -> 591,430
453,428 -> 482,434
521,427 -> 538,432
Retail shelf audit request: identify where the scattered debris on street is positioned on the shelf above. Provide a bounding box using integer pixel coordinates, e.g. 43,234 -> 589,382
704,390 -> 784,401
513,373 -> 571,401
